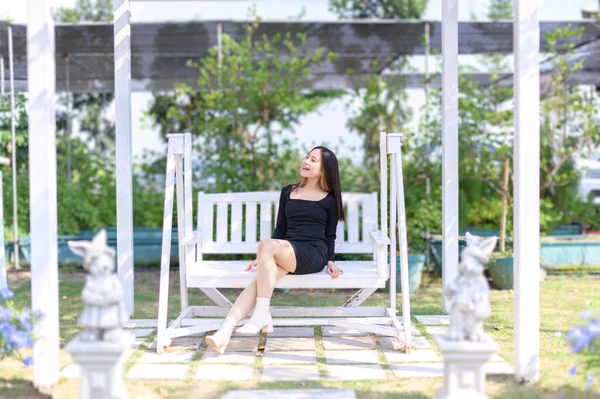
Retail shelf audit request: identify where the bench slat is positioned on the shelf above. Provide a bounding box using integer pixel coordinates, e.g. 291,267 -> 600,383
187,260 -> 386,289
260,201 -> 272,241
231,202 -> 242,243
348,200 -> 359,243
245,202 -> 257,244
216,202 -> 228,243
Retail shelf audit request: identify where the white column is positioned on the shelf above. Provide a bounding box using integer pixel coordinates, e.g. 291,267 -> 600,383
0,168 -> 6,290
513,0 -> 541,383
27,0 -> 59,388
114,0 -> 134,316
441,0 -> 459,309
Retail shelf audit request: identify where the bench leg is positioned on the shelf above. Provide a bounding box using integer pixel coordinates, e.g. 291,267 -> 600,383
342,288 -> 378,308
157,143 -> 177,354
199,288 -> 233,308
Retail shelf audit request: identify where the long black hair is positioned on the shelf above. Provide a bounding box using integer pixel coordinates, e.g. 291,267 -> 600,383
296,146 -> 345,222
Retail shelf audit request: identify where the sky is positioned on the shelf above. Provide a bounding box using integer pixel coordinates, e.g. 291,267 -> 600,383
0,0 -> 594,162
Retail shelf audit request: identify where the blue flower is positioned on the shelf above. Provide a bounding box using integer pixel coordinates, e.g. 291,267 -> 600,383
0,288 -> 13,300
0,306 -> 13,323
569,366 -> 577,376
18,313 -> 31,331
22,356 -> 33,368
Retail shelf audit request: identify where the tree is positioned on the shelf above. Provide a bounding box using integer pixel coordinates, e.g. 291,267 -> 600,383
146,20 -> 342,192
338,0 -> 429,192
54,0 -> 115,159
329,0 -> 427,19
540,26 -> 600,203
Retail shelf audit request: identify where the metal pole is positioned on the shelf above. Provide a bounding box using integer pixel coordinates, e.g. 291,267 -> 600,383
8,26 -> 19,269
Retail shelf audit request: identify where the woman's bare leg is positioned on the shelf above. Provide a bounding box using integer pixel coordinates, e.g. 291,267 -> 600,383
228,266 -> 289,322
256,239 -> 297,298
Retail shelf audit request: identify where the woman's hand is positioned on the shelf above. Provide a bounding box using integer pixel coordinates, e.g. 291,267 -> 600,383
326,261 -> 343,279
244,258 -> 258,272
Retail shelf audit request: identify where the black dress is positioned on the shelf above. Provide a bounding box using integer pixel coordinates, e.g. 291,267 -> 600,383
271,185 -> 338,275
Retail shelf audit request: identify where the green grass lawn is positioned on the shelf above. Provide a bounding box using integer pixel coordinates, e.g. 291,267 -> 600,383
1,270 -> 599,398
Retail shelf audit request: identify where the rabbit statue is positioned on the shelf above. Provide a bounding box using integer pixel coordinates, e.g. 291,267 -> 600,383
444,232 -> 498,342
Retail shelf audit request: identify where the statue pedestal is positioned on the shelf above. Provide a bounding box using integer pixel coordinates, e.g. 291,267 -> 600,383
433,334 -> 498,399
66,332 -> 134,399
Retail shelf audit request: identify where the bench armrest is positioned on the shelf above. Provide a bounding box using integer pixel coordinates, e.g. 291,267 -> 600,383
182,231 -> 202,245
370,230 -> 390,246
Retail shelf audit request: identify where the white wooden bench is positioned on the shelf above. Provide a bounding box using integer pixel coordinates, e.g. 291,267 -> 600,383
156,133 -> 412,353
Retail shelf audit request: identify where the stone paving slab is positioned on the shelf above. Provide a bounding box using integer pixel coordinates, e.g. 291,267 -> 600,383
384,349 -> 439,363
60,364 -> 80,379
322,336 -> 376,351
126,364 -> 188,379
200,351 -> 257,364
390,363 -> 444,378
324,349 -> 380,364
195,364 -> 254,381
424,326 -> 448,336
265,337 -> 316,351
222,389 -> 357,399
262,350 -> 317,365
375,327 -> 421,336
261,365 -> 320,381
225,337 -> 260,352
322,327 -> 369,337
415,315 -> 449,325
139,351 -> 195,364
131,328 -> 154,338
327,364 -> 387,380
267,327 -> 315,338
379,336 -> 433,350
131,338 -> 146,348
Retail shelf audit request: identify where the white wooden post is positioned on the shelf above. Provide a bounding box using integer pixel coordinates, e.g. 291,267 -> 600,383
389,134 -> 412,348
513,0 -> 541,383
0,159 -> 8,290
27,0 -> 59,388
441,0 -> 459,311
182,134 -> 193,309
114,0 -> 134,316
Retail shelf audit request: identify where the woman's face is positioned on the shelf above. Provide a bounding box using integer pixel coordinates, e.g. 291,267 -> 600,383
300,149 -> 323,180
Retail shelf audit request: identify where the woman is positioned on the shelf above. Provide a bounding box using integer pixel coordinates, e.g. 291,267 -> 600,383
205,146 -> 345,354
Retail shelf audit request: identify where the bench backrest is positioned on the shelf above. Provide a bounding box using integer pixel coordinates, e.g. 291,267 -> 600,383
197,191 -> 378,254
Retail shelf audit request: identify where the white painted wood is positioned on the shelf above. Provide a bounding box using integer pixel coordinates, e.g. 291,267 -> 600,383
379,132 -> 388,240
175,153 -> 187,312
260,201 -> 272,241
245,201 -> 257,244
166,306 -> 194,330
181,317 -> 394,328
513,0 -> 541,383
182,133 -> 193,310
442,0 -> 459,311
199,192 -> 213,246
370,231 -> 390,246
27,0 -> 59,387
8,27 -> 19,270
216,202 -> 228,243
199,288 -> 233,307
389,146 -> 398,313
186,260 -> 386,289
156,141 -> 176,353
124,319 -> 159,328
330,319 -> 399,337
347,201 -> 359,243
391,135 -> 412,348
114,0 -> 134,316
0,171 -> 6,291
192,306 -> 387,318
342,288 -> 378,308
167,324 -> 222,339
231,202 -> 243,243
363,192 -> 378,242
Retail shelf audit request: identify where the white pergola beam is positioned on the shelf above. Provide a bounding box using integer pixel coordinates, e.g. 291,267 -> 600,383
441,0 -> 459,309
114,0 -> 135,316
27,0 -> 60,388
513,0 -> 541,383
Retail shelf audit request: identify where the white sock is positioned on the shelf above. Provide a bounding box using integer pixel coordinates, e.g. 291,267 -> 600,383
254,297 -> 271,314
222,316 -> 237,328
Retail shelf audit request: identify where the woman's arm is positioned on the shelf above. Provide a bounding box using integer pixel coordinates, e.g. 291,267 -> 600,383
272,185 -> 290,239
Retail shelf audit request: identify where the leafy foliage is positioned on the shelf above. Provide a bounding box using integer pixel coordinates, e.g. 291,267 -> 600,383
329,0 -> 427,19
146,20 -> 343,192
